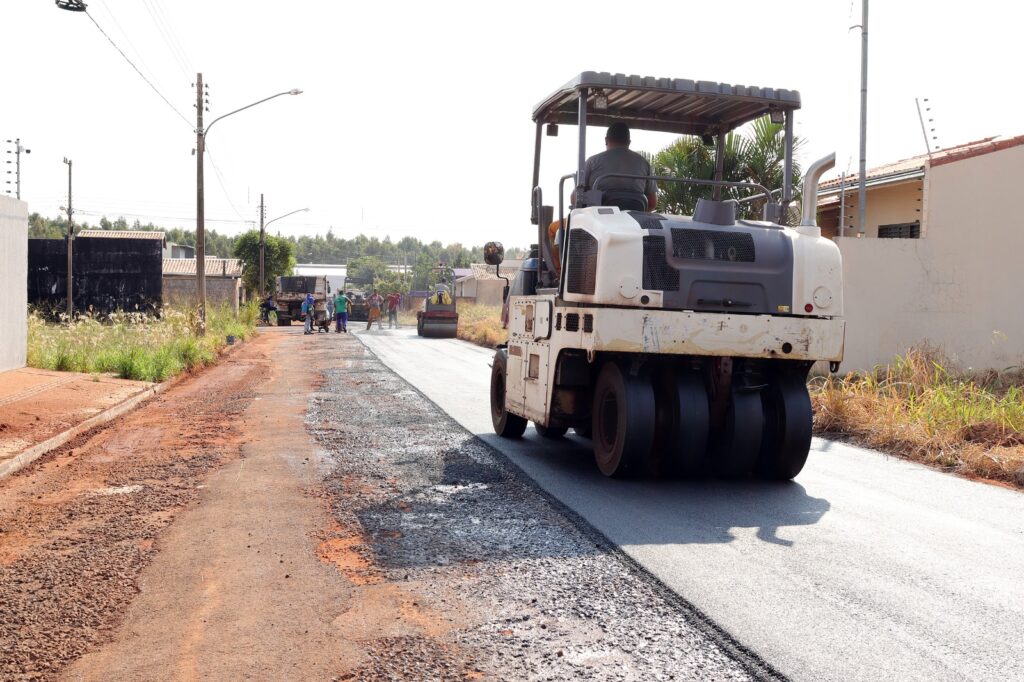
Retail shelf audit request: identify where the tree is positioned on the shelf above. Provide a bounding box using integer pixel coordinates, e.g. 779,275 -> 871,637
233,230 -> 296,294
346,255 -> 389,288
652,115 -> 803,220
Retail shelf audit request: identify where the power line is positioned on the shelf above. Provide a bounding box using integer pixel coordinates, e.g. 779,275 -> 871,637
83,9 -> 193,129
205,145 -> 247,221
141,0 -> 191,80
150,0 -> 194,74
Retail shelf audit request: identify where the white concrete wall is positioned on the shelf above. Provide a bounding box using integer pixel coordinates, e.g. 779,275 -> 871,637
838,144 -> 1024,371
0,196 -> 28,372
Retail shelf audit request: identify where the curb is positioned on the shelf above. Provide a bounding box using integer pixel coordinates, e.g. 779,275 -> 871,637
0,381 -> 169,481
0,337 -> 250,482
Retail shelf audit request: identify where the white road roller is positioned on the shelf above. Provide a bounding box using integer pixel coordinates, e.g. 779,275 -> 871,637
487,72 -> 844,479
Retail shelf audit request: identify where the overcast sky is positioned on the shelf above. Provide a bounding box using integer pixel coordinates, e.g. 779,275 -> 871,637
2,1 -> 1020,249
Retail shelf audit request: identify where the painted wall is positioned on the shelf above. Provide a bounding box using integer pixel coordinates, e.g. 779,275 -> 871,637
28,237 -> 163,314
820,180 -> 923,239
0,196 -> 28,372
838,145 -> 1024,371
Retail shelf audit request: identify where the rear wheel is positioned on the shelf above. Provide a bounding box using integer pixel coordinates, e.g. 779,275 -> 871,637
714,388 -> 763,477
591,361 -> 655,478
653,367 -> 709,477
277,315 -> 290,327
490,350 -> 527,438
535,424 -> 568,439
757,374 -> 813,480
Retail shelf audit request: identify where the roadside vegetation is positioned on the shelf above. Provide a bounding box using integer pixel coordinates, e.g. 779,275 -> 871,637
455,304 -> 506,348
811,346 -> 1024,486
27,304 -> 258,382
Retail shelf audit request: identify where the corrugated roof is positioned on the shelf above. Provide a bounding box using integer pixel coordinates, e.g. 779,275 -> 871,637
162,258 -> 242,277
78,229 -> 166,241
534,71 -> 801,135
456,260 -> 526,283
819,135 -> 1024,194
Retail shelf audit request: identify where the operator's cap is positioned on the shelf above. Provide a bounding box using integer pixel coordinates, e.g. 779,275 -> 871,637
606,122 -> 630,143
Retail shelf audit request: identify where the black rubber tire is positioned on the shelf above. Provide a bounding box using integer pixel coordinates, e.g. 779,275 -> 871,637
715,388 -> 764,477
490,350 -> 527,438
653,368 -> 709,477
417,317 -> 424,336
757,373 -> 813,480
277,315 -> 291,327
535,424 -> 568,439
591,361 -> 656,478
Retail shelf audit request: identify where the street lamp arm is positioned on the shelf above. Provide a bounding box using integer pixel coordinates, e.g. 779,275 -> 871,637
265,207 -> 310,229
202,88 -> 303,137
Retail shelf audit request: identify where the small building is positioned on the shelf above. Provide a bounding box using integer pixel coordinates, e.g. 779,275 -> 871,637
454,260 -> 524,307
1,195 -> 28,372
164,242 -> 195,259
294,263 -> 346,296
162,258 -> 244,313
817,135 -> 1024,371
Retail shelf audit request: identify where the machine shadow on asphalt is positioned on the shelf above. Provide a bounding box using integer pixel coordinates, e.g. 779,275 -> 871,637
477,431 -> 832,548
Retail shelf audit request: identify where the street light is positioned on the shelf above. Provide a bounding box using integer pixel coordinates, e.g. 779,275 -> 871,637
194,76 -> 302,333
260,207 -> 309,296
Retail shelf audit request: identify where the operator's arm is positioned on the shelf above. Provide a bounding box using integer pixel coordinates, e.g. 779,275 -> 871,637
646,191 -> 658,212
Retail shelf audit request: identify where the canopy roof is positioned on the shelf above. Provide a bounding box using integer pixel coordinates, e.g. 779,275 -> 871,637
532,72 -> 801,135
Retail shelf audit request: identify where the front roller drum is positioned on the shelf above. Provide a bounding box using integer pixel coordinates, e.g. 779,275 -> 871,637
490,350 -> 527,438
419,316 -> 458,338
591,361 -> 656,478
714,388 -> 764,477
757,374 -> 813,480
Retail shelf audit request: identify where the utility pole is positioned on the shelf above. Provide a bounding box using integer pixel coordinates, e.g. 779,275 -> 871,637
63,158 -> 74,319
4,139 -> 30,199
857,0 -> 869,236
195,73 -> 207,333
259,193 -> 266,296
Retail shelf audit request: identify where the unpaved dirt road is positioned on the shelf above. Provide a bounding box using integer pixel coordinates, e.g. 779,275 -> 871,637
0,328 -> 766,680
358,327 -> 1024,682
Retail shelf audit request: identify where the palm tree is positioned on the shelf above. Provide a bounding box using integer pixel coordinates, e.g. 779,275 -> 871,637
651,115 -> 804,221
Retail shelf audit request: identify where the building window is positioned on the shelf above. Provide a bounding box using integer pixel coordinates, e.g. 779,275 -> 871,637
878,221 -> 921,239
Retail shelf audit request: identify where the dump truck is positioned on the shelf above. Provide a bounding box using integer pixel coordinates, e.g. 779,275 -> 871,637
417,266 -> 459,338
274,275 -> 331,326
487,71 -> 844,480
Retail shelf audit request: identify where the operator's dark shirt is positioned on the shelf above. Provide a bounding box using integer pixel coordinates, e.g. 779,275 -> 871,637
580,147 -> 656,195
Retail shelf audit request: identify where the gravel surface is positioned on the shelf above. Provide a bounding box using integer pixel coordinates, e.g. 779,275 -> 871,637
309,338 -> 772,680
0,353 -> 264,681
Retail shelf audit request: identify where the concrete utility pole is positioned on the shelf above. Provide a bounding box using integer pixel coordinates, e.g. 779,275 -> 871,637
4,139 -> 30,199
195,73 -> 207,333
63,158 -> 74,319
259,193 -> 266,297
857,0 -> 869,236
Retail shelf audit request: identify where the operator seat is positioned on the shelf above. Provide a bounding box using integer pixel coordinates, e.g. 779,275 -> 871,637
600,189 -> 648,212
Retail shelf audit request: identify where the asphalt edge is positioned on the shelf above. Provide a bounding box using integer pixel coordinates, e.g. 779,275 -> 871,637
353,334 -> 788,682
0,339 -> 249,482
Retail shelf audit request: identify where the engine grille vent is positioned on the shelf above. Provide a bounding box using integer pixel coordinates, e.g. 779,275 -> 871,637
567,229 -> 598,295
642,235 -> 680,292
671,228 -> 755,263
565,313 -> 580,332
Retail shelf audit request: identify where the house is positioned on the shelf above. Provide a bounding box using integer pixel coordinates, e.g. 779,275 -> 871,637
817,135 -> 1024,371
162,258 -> 244,313
164,242 -> 195,259
454,260 -> 524,306
1,195 -> 28,372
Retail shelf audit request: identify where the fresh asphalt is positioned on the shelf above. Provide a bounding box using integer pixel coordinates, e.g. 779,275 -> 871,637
355,326 -> 1024,682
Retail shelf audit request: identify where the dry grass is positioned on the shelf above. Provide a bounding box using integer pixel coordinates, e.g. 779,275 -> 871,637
455,304 -> 507,348
811,345 -> 1024,487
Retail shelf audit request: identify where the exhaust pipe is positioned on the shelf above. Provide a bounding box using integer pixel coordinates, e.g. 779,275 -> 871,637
800,152 -> 836,228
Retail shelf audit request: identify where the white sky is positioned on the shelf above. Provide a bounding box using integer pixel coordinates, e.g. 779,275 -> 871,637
2,0 -> 1021,249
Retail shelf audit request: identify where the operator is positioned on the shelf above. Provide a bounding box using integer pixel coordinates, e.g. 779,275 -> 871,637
549,122 -> 658,272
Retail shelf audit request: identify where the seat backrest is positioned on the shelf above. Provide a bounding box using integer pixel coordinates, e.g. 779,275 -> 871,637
601,189 -> 648,212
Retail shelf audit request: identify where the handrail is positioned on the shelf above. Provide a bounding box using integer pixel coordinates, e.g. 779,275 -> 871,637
591,173 -> 774,205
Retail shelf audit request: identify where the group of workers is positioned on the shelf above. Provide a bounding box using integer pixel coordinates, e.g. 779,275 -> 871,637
259,289 -> 403,335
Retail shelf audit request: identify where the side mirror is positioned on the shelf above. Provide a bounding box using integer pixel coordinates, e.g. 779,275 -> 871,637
546,123 -> 559,137
484,241 -> 505,266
